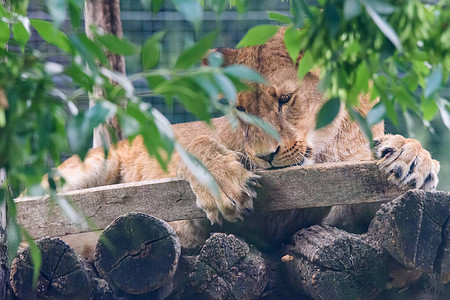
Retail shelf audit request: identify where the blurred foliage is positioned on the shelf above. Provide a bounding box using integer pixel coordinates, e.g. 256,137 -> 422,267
258,0 -> 450,141
0,0 -> 449,286
0,0 -> 266,284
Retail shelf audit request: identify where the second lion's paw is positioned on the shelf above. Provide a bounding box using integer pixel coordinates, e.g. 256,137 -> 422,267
374,134 -> 440,191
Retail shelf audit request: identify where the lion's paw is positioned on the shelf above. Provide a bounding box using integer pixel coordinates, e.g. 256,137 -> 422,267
374,134 -> 440,191
191,153 -> 259,224
179,136 -> 259,225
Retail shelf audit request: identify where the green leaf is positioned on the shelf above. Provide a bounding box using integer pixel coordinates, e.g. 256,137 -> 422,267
421,96 -> 438,121
30,19 -> 72,53
213,72 -> 236,104
46,0 -> 66,28
0,21 -> 9,46
7,219 -> 21,263
145,75 -> 167,89
284,26 -> 303,64
325,3 -> 340,37
12,21 -> 30,51
68,0 -> 82,27
156,85 -> 210,121
175,32 -> 217,69
223,65 -> 266,84
437,99 -> 450,130
236,25 -> 278,48
236,110 -> 280,141
67,101 -> 117,159
172,0 -> 203,31
118,113 -> 141,137
140,0 -> 151,10
424,64 -> 443,98
363,0 -> 402,51
369,0 -> 396,15
152,108 -> 175,157
316,98 -> 341,129
152,0 -> 164,13
367,102 -> 386,125
297,51 -> 314,82
146,74 -> 167,89
230,0 -> 248,14
56,196 -> 84,225
22,230 -> 42,287
95,33 -> 139,56
268,12 -> 291,24
193,74 -> 220,99
142,31 -> 165,69
0,4 -> 9,17
354,62 -> 369,93
209,0 -> 227,16
207,51 -> 224,67
344,0 -> 362,20
291,0 -> 311,27
175,143 -> 221,199
349,107 -> 373,147
76,34 -> 109,66
100,67 -> 135,98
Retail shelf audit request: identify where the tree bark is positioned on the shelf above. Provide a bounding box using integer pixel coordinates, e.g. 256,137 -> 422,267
190,233 -> 269,300
9,238 -> 94,300
283,225 -> 388,300
367,190 -> 450,281
0,168 -> 9,300
94,213 -> 181,295
84,0 -> 125,148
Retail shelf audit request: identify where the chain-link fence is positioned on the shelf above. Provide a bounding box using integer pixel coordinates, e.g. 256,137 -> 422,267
28,0 -> 291,122
27,1 -> 450,191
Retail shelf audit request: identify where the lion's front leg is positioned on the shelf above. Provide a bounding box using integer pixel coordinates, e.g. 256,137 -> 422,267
178,135 -> 259,224
374,134 -> 440,191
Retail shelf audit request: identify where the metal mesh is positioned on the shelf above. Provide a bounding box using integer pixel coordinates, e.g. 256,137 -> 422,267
28,0 -> 291,121
26,1 -> 450,191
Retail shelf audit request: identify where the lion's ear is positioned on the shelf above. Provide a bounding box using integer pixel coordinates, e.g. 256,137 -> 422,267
202,47 -> 240,66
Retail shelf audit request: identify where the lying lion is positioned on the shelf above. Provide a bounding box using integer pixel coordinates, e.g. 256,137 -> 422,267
52,28 -> 439,251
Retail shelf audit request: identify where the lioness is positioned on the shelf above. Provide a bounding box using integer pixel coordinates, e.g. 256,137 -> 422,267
54,29 -> 439,250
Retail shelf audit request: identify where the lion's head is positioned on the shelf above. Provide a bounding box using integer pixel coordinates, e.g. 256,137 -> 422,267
215,28 -> 333,169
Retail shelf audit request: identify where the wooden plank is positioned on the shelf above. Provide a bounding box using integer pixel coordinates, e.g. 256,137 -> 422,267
15,161 -> 403,239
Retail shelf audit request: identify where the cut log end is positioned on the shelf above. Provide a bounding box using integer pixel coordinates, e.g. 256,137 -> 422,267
10,237 -> 93,300
368,190 -> 450,279
190,233 -> 268,300
284,225 -> 388,300
94,212 -> 181,294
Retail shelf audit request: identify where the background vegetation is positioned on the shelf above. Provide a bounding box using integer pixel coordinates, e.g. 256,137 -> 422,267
1,0 -> 449,283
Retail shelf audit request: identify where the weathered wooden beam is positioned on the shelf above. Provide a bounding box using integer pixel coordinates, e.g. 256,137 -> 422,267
15,161 -> 403,239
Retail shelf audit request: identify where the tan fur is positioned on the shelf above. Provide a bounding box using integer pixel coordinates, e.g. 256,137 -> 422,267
54,28 -> 439,251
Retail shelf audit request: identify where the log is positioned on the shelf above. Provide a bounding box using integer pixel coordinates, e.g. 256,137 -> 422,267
15,161 -> 403,239
91,277 -> 116,300
9,237 -> 93,300
367,190 -> 450,279
190,233 -> 269,300
0,168 -> 9,300
114,255 -> 197,300
283,225 -> 388,300
94,212 -> 181,294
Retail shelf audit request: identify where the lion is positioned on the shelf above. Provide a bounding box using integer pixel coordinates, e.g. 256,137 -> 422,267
53,28 -> 439,252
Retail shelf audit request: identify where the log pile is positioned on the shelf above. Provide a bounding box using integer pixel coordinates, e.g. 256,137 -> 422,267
8,190 -> 450,299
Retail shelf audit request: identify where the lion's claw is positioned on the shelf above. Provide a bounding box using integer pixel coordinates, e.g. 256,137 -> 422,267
374,134 -> 440,191
179,136 -> 259,225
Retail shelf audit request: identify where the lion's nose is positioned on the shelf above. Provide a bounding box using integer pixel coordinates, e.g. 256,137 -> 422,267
257,146 -> 280,163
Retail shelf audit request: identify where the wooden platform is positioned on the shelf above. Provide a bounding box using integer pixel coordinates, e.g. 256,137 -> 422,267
15,161 -> 403,239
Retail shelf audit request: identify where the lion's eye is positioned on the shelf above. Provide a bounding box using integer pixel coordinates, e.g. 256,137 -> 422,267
236,105 -> 246,112
278,93 -> 292,105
